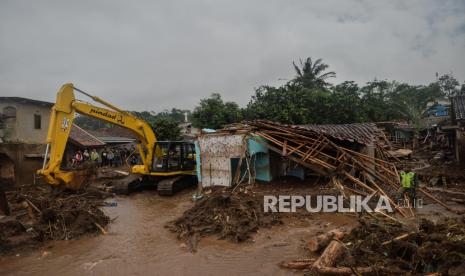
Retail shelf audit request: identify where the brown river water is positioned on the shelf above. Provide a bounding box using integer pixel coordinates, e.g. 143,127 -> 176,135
0,189 -> 355,276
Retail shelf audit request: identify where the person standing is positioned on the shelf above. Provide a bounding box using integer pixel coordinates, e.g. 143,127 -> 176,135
83,149 -> 90,161
90,149 -> 99,166
107,149 -> 114,167
114,149 -> 122,167
73,150 -> 83,167
398,170 -> 418,203
120,148 -> 127,166
101,149 -> 108,167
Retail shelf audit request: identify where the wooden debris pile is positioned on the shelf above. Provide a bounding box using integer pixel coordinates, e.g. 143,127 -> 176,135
281,217 -> 465,275
166,187 -> 281,252
0,184 -> 110,255
247,120 -> 456,217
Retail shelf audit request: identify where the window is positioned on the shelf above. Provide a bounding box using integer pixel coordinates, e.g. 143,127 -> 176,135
3,106 -> 16,118
34,114 -> 41,129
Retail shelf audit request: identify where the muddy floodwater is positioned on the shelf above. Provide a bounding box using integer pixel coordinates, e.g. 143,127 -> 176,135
0,189 -> 355,276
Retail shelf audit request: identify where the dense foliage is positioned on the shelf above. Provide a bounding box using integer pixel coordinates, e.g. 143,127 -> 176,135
194,57 -> 463,128
76,57 -> 464,131
191,93 -> 242,129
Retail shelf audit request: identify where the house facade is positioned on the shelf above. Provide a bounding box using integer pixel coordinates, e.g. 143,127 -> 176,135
0,97 -> 53,186
0,97 -> 105,186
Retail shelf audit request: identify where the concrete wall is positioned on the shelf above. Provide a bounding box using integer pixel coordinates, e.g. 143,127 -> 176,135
0,143 -> 46,185
0,153 -> 15,187
0,100 -> 51,144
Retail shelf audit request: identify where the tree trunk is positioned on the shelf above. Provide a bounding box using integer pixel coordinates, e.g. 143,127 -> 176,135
307,229 -> 346,252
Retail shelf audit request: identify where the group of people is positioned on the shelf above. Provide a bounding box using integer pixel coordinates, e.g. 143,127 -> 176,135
71,147 -> 132,168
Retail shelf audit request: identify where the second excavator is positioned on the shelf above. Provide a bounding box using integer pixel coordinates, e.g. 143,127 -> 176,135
37,83 -> 197,195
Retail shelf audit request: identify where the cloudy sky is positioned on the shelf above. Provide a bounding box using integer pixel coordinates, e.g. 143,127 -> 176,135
1,0 -> 464,111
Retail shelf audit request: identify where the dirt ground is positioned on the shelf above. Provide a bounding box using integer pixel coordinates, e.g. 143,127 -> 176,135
0,181 -> 357,276
1,159 -> 465,275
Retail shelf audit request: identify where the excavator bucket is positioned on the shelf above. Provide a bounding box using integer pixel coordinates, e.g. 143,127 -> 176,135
64,170 -> 93,190
60,163 -> 96,190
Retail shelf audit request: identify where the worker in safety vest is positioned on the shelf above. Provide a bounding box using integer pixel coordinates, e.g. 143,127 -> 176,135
398,170 -> 417,201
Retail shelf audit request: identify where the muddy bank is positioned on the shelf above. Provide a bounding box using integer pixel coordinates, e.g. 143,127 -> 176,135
0,184 -> 111,255
0,187 -> 357,276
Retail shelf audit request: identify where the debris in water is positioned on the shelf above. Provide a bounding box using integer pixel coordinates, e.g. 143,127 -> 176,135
166,187 -> 281,252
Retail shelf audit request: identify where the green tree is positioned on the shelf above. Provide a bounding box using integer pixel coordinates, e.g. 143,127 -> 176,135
329,81 -> 365,123
158,108 -> 191,123
149,116 -> 182,141
438,73 -> 460,98
292,57 -> 336,89
191,93 -> 243,129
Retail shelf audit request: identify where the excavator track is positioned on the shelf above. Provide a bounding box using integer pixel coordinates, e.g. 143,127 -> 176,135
111,174 -> 143,195
157,175 -> 197,196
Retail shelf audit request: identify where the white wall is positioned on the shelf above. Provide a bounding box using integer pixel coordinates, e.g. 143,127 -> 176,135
0,100 -> 51,144
198,134 -> 245,187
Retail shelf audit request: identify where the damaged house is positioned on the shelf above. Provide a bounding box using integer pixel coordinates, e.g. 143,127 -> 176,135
196,120 -> 451,217
450,95 -> 465,163
196,121 -> 390,188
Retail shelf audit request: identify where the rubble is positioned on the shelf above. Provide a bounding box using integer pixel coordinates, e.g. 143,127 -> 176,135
166,187 -> 282,252
0,184 -> 111,255
281,216 -> 465,275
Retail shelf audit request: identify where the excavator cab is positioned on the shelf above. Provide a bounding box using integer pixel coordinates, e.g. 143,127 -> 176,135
152,141 -> 196,172
149,141 -> 197,195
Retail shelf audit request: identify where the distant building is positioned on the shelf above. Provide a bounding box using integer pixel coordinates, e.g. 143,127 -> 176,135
89,127 -> 136,146
0,97 -> 53,144
0,97 -> 105,186
0,97 -> 53,186
419,99 -> 451,129
179,122 -> 200,140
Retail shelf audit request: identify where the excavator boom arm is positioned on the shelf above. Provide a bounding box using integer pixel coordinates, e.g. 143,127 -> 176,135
37,83 -> 159,188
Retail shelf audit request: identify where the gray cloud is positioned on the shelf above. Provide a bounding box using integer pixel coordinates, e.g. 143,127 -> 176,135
0,0 -> 464,111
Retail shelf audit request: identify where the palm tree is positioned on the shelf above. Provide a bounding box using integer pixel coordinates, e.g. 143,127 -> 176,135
292,57 -> 336,89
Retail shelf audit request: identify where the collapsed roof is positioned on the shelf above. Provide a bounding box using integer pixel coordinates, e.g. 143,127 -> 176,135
451,96 -> 465,121
250,120 -> 388,146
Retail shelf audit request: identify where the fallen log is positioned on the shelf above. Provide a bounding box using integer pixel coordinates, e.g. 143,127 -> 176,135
307,228 -> 347,252
279,258 -> 316,269
94,222 -> 107,235
312,240 -> 345,269
312,240 -> 379,275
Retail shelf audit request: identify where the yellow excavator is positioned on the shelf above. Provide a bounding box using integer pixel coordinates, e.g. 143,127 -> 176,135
37,83 -> 197,195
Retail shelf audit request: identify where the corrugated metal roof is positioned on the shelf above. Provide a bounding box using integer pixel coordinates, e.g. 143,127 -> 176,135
452,96 -> 465,121
69,125 -> 106,147
251,120 -> 386,145
297,123 -> 383,145
97,136 -> 135,143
